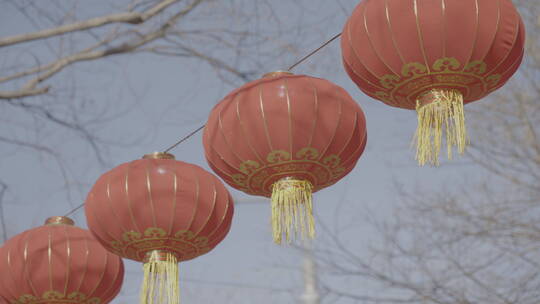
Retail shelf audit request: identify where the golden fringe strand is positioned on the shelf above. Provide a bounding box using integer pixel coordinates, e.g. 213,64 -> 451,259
141,251 -> 179,304
271,178 -> 314,244
415,89 -> 468,166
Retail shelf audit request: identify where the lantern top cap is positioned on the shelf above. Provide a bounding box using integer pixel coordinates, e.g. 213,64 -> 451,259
45,216 -> 75,226
143,152 -> 175,160
262,71 -> 294,78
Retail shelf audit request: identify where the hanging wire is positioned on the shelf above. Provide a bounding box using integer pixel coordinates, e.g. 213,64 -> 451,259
163,124 -> 206,153
64,203 -> 85,217
287,33 -> 342,71
62,32 -> 342,218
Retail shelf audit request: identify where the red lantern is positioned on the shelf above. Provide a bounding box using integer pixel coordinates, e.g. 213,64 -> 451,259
85,152 -> 234,304
0,216 -> 124,304
341,0 -> 525,165
203,71 -> 367,243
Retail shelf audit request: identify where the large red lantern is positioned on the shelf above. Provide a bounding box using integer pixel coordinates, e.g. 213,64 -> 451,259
0,216 -> 124,304
341,0 -> 525,165
203,71 -> 367,243
85,153 -> 234,304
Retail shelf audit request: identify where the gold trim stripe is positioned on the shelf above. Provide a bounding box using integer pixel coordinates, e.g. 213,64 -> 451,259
167,170 -> 178,236
258,86 -> 274,151
364,3 -> 400,76
106,175 -> 129,236
413,0 -> 431,74
485,2 -> 521,77
284,78 -> 294,157
125,164 -> 142,234
479,0 -> 501,64
146,162 -> 157,228
347,12 -> 381,79
318,97 -> 343,162
307,78 -> 319,148
235,94 -> 264,163
462,0 -> 480,72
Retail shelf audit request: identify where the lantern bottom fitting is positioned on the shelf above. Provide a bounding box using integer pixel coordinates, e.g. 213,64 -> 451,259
415,88 -> 468,166
141,250 -> 179,304
270,177 -> 315,244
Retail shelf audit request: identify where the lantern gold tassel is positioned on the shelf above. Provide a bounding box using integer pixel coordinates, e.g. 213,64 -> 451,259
415,88 -> 468,166
141,250 -> 179,304
271,177 -> 314,244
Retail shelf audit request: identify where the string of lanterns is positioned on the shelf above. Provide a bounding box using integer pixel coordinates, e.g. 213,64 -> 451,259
0,1 -> 525,304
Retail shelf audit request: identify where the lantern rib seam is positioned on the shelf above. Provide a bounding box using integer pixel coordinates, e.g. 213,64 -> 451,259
106,175 -> 129,237
63,226 -> 71,298
48,229 -> 53,292
3,248 -> 15,300
317,97 -> 344,162
204,150 -> 236,179
186,175 -> 200,233
125,164 -> 143,234
413,0 -> 431,74
485,4 -> 521,76
235,93 -> 265,163
74,234 -> 90,296
86,246 -> 108,299
342,55 -> 386,90
306,78 -> 319,148
145,162 -> 158,228
336,111 -> 359,158
210,152 -> 242,178
284,77 -> 294,157
209,195 -> 232,246
258,85 -> 275,151
384,0 -> 406,65
218,104 -> 246,163
203,180 -> 220,239
341,133 -> 369,166
101,254 -> 122,302
209,192 -> 232,246
363,4 -> 400,76
167,170 -> 179,236
441,0 -> 447,57
461,0 -> 481,72
24,235 -> 41,299
204,125 -> 245,175
88,195 -> 118,246
479,0 -> 502,64
195,176 -> 216,237
235,94 -> 264,163
346,16 -> 386,84
496,46 -> 524,84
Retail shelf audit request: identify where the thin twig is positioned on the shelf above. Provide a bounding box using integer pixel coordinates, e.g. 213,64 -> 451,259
0,0 -> 181,47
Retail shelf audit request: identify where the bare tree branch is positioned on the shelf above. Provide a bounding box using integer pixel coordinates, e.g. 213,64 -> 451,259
0,0 -> 181,48
0,0 -> 205,99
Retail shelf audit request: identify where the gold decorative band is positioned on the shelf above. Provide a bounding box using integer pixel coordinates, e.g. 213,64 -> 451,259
143,250 -> 178,263
416,88 -> 458,108
262,71 -> 294,78
143,152 -> 175,160
14,290 -> 102,304
44,216 -> 75,226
